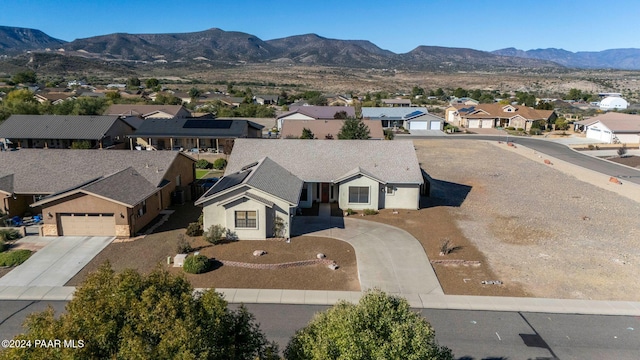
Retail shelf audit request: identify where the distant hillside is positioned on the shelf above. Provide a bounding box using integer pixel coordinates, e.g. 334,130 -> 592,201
493,47 -> 640,70
0,26 -> 66,53
0,52 -> 136,77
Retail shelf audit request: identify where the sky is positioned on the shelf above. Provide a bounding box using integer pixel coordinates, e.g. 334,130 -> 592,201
1,0 -> 639,53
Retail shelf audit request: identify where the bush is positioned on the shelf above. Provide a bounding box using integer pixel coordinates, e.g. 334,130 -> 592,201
345,208 -> 356,216
588,144 -> 595,150
183,254 -> 211,274
195,159 -> 211,169
204,225 -> 226,245
529,128 -> 542,135
0,229 -> 21,242
383,129 -> 394,140
505,126 -> 515,131
516,127 -> 524,132
213,158 -> 227,170
0,250 -> 32,267
444,124 -> 459,133
186,222 -> 202,237
363,209 -> 379,216
176,234 -> 193,254
618,144 -> 628,157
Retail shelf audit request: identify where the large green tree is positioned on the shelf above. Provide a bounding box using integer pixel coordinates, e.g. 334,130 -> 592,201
285,290 -> 453,360
12,70 -> 37,84
300,127 -> 315,139
338,118 -> 370,139
0,263 -> 278,360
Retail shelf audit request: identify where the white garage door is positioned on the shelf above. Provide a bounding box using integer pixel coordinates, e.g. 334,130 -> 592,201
429,121 -> 441,130
616,134 -> 640,144
481,119 -> 494,128
60,213 -> 116,236
409,121 -> 428,130
586,127 -> 611,143
468,120 -> 480,128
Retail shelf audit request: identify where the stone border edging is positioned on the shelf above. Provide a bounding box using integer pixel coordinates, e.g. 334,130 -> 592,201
219,258 -> 336,269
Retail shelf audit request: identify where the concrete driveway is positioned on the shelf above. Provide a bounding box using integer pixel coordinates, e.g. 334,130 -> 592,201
0,236 -> 113,286
292,205 -> 443,295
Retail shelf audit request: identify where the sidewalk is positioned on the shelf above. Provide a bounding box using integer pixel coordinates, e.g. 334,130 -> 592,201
3,286 -> 639,316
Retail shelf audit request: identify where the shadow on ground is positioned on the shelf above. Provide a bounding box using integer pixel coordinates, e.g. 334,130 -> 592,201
422,178 -> 472,208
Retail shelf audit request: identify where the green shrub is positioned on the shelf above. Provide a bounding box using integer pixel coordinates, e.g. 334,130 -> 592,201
345,208 -> 356,216
195,159 -> 211,169
516,127 -> 524,132
0,229 -> 22,242
505,126 -> 515,131
383,129 -> 394,140
0,250 -> 32,267
212,158 -> 227,170
529,128 -> 542,135
186,222 -> 202,237
183,254 -> 211,274
204,225 -> 226,245
588,144 -> 595,150
444,124 -> 459,133
363,209 -> 379,216
71,140 -> 91,149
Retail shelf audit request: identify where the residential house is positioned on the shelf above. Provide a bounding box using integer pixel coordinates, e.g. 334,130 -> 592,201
276,106 -> 355,130
445,103 -> 556,131
599,96 -> 628,111
576,112 -> 640,144
449,97 -> 479,106
34,92 -> 75,105
104,104 -> 191,119
0,149 -> 195,237
280,119 -> 384,139
128,117 -> 264,151
381,98 -> 411,107
361,107 -> 444,130
253,94 -> 279,105
195,139 -> 428,240
0,115 -> 135,149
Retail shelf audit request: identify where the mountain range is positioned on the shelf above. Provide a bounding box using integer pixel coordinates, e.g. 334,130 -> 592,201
1,25 -> 639,70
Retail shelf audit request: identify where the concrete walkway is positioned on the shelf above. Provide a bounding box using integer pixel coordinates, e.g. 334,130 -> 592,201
0,236 -> 113,287
293,205 -> 443,295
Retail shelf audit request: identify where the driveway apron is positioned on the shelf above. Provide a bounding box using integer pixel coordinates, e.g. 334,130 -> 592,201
293,208 -> 443,295
0,236 -> 113,286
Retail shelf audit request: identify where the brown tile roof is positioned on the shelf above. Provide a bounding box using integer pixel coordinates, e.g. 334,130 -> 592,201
104,104 -> 188,118
280,119 -> 384,139
586,112 -> 640,132
457,103 -> 554,121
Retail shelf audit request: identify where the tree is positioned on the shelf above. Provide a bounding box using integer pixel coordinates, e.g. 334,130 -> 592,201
12,70 -> 37,84
470,89 -> 482,100
145,78 -> 160,89
189,87 -> 202,99
300,127 -> 315,139
554,117 -> 569,130
338,118 -> 370,139
411,86 -> 425,97
1,263 -> 278,359
284,290 -> 453,360
453,87 -> 468,98
434,88 -> 445,97
126,77 -> 141,88
565,88 -> 583,101
333,111 -> 348,119
617,144 -> 628,157
535,101 -> 554,110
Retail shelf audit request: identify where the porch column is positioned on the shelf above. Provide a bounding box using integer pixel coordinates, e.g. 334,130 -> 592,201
99,139 -> 103,149
196,138 -> 200,150
129,137 -> 133,150
170,138 -> 173,150
148,138 -> 151,149
215,138 -> 219,152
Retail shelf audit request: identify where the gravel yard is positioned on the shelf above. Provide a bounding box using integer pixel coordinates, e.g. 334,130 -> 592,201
414,139 -> 640,301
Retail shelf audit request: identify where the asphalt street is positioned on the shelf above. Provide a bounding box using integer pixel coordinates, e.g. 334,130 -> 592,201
406,135 -> 640,184
2,301 -> 638,359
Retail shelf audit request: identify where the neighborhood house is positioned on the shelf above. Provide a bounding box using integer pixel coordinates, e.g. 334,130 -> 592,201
445,103 -> 556,131
0,150 -> 195,237
195,139 -> 429,240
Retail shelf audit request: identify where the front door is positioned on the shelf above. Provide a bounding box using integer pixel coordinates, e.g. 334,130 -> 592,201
321,183 -> 330,203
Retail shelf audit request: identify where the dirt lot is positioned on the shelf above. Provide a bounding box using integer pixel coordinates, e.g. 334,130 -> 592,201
605,155 -> 640,168
67,204 -> 359,291
410,139 -> 640,301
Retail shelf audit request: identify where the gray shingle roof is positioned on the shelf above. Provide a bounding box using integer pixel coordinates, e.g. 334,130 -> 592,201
196,157 -> 302,206
0,149 -> 189,195
81,167 -> 158,206
0,115 -> 123,140
227,139 -> 424,184
362,107 -> 429,119
0,174 -> 13,195
131,118 -> 264,138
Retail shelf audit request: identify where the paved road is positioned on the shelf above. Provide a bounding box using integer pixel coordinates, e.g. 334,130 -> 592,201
404,135 -> 640,184
3,301 -> 638,359
0,236 -> 113,286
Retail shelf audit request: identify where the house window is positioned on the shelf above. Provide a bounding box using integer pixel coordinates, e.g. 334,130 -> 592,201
235,211 -> 257,228
300,183 -> 308,202
386,186 -> 394,195
176,175 -> 182,187
348,186 -> 369,204
138,200 -> 147,217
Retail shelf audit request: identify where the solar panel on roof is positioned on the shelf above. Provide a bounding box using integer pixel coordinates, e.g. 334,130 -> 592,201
183,120 -> 233,129
208,171 -> 250,195
405,110 -> 425,118
241,161 -> 259,171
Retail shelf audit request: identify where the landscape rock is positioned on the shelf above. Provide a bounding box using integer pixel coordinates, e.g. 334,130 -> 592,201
253,250 -> 267,257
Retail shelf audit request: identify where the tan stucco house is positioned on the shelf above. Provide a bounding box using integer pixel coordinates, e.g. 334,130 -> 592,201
0,149 -> 195,237
445,103 -> 555,131
195,139 -> 428,240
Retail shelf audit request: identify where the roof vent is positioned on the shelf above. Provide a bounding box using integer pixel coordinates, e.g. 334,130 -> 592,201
241,161 -> 259,171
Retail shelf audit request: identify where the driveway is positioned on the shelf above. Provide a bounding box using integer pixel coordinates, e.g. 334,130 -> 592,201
292,205 -> 443,295
404,130 -> 446,137
0,236 -> 113,286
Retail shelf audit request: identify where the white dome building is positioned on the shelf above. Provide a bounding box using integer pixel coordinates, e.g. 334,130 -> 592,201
599,96 -> 628,110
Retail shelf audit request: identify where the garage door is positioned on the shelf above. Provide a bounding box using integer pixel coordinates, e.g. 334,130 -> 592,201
59,213 -> 116,236
429,121 -> 441,130
409,121 -> 428,130
468,120 -> 480,128
481,119 -> 494,128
